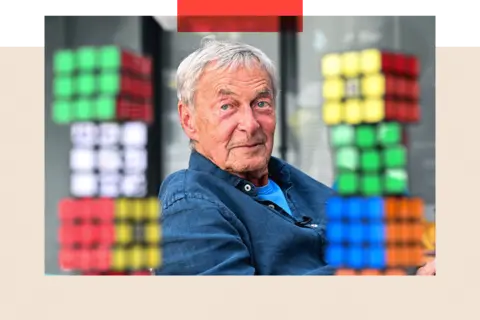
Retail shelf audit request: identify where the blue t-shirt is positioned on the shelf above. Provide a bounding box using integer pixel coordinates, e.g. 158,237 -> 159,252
256,179 -> 293,216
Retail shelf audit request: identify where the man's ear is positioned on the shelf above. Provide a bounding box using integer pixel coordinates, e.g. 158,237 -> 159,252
178,101 -> 197,141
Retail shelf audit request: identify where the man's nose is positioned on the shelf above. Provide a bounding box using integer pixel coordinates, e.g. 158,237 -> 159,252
238,105 -> 260,133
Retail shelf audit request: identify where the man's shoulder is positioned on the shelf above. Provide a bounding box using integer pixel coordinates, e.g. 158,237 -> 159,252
158,168 -> 223,210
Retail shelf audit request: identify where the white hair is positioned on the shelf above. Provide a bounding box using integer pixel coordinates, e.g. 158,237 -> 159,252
176,36 -> 278,108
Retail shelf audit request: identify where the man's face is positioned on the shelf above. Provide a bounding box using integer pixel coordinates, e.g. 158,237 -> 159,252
185,63 -> 276,175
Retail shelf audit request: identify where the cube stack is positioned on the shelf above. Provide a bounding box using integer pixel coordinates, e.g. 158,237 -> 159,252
53,46 -> 161,274
321,49 -> 425,275
52,46 -> 153,124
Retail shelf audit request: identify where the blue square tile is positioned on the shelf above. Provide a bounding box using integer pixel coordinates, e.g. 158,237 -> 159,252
326,245 -> 344,268
346,246 -> 365,269
366,245 -> 386,269
326,196 -> 344,220
345,197 -> 364,221
326,222 -> 345,244
365,197 -> 384,221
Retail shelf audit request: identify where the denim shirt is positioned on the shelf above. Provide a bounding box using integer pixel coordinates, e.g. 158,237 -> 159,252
154,151 -> 337,275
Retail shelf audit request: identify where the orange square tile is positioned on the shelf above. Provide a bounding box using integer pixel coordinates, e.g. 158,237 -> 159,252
386,247 -> 400,267
409,198 -> 424,220
385,197 -> 399,220
407,245 -> 424,266
399,221 -> 422,244
385,268 -> 406,275
386,223 -> 402,243
396,247 -> 410,267
336,269 -> 357,275
411,222 -> 424,243
398,198 -> 410,219
399,222 -> 411,243
361,269 -> 381,275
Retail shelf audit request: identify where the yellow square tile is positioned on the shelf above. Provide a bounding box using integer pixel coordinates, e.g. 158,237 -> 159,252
145,198 -> 160,220
361,49 -> 382,74
341,52 -> 361,77
344,99 -> 363,125
145,246 -> 162,269
363,99 -> 385,123
132,199 -> 144,222
130,245 -> 144,270
144,223 -> 161,244
115,198 -> 131,220
322,53 -> 342,78
115,222 -> 133,245
362,74 -> 385,98
323,78 -> 345,100
112,248 -> 128,271
323,102 -> 343,125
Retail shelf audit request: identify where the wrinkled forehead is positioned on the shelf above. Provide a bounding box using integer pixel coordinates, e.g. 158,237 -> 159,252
199,60 -> 273,91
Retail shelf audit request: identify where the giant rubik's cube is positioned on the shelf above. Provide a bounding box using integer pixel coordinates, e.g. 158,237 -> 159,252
58,197 -> 161,273
52,45 -> 153,124
321,49 -> 424,275
52,46 -> 162,274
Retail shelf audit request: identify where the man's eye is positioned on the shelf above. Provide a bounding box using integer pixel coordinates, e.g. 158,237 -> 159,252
221,104 -> 230,110
257,101 -> 270,108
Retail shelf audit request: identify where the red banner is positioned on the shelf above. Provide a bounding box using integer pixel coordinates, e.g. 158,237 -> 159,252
178,0 -> 302,16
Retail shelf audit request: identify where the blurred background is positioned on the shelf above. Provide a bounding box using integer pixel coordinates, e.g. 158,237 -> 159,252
45,16 -> 435,274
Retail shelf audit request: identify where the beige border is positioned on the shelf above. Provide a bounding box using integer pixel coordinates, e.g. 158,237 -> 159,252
4,47 -> 479,319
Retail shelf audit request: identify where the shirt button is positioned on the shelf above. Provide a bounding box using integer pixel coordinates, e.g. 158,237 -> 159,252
244,184 -> 252,192
268,204 -> 275,209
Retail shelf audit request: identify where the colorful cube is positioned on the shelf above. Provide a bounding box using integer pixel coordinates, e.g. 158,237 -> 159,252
58,197 -> 162,273
321,48 -> 421,125
325,196 -> 424,271
52,46 -> 153,125
69,121 -> 149,198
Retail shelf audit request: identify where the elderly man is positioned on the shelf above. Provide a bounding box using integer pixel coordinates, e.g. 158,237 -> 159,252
154,37 -> 435,276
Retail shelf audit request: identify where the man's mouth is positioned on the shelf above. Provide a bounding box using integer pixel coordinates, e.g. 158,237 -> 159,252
234,143 -> 263,149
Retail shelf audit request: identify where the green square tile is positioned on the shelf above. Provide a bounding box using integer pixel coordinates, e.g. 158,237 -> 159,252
96,96 -> 116,120
53,50 -> 75,74
99,72 -> 120,95
337,171 -> 359,195
378,122 -> 401,146
52,100 -> 72,124
361,173 -> 382,196
356,125 -> 376,148
384,169 -> 408,194
330,125 -> 355,148
75,73 -> 96,96
76,47 -> 98,71
99,46 -> 121,70
74,99 -> 95,121
360,149 -> 381,171
335,147 -> 359,171
53,76 -> 74,98
384,145 -> 407,168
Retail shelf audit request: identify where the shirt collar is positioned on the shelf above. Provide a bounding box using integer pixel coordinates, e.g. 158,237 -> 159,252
188,150 -> 292,196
